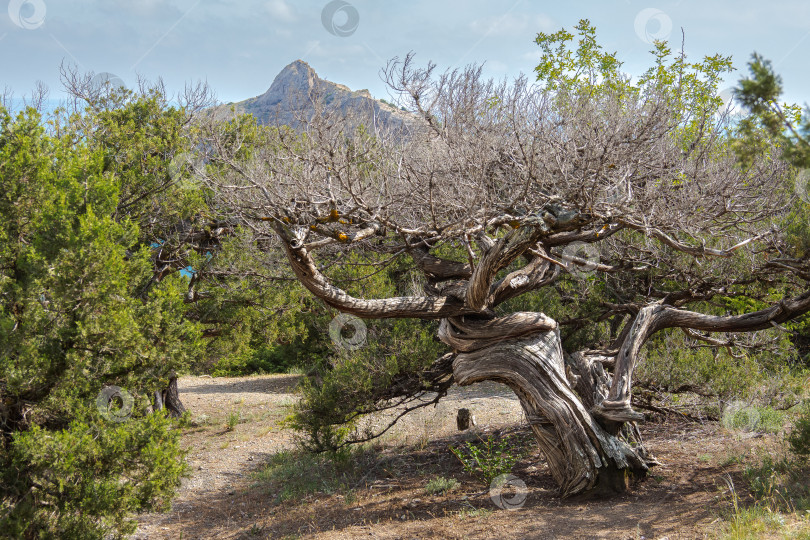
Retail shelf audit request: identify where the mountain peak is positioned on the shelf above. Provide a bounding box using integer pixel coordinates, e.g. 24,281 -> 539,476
278,59 -> 316,78
234,60 -> 409,130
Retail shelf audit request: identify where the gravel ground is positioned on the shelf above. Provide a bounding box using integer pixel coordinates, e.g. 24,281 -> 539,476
133,375 -> 523,538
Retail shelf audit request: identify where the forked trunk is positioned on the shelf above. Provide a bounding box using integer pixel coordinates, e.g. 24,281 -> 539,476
153,372 -> 187,418
451,329 -> 653,497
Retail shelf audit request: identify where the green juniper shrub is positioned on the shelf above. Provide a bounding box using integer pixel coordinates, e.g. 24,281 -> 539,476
449,434 -> 523,486
788,400 -> 810,459
0,100 -> 199,538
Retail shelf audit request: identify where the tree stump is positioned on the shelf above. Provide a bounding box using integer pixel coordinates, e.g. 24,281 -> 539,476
456,408 -> 476,430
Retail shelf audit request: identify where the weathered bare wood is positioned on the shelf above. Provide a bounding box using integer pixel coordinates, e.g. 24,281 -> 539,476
408,244 -> 472,280
275,224 -> 482,319
438,312 -> 556,352
598,291 -> 810,421
489,255 -> 556,306
617,219 -> 768,258
453,330 -> 650,497
566,351 -> 612,410
153,373 -> 186,418
465,227 -> 546,311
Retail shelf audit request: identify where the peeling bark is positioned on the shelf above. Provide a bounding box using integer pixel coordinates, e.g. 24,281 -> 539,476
451,330 -> 652,497
438,312 -> 557,352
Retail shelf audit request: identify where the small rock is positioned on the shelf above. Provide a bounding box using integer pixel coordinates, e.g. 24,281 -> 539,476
247,456 -> 254,461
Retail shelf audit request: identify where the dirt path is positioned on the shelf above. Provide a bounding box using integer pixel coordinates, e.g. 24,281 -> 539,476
133,375 -> 772,539
133,375 -> 302,539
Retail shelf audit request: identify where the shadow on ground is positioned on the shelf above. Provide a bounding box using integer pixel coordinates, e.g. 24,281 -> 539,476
180,375 -> 302,396
135,420 -> 744,539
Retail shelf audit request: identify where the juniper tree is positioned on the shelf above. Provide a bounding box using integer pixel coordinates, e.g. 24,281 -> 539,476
201,23 -> 810,496
0,102 -> 199,537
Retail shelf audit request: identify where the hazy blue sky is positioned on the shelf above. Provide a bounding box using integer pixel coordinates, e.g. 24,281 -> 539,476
2,0 -> 809,107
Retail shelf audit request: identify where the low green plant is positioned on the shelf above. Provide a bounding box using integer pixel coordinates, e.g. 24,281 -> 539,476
720,467 -> 810,539
788,401 -> 810,459
449,434 -> 522,485
425,476 -> 459,495
744,455 -> 810,512
723,404 -> 787,433
252,448 -> 370,504
455,506 -> 492,519
226,410 -> 242,431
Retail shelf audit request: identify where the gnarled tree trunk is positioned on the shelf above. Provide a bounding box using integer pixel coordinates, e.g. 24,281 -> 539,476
449,327 -> 653,497
153,372 -> 187,418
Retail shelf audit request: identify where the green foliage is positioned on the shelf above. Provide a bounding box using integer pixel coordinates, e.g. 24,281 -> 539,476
534,19 -> 624,93
225,410 -> 241,431
636,327 -> 806,406
2,413 -> 187,539
534,18 -> 734,129
82,88 -> 208,242
0,102 -> 199,537
744,454 -> 810,510
449,434 -> 522,485
788,401 -> 810,459
285,252 -> 445,452
722,405 -> 787,434
719,403 -> 810,538
734,54 -> 810,170
424,476 -> 458,495
733,54 -> 810,280
185,225 -> 318,377
288,314 -> 442,452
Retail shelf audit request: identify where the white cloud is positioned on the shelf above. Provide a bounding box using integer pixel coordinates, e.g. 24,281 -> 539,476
265,0 -> 295,23
469,13 -> 555,38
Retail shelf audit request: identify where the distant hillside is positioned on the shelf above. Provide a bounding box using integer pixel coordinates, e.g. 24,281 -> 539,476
229,60 -> 410,131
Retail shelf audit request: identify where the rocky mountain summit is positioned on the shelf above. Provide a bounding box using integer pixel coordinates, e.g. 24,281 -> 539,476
230,60 -> 409,130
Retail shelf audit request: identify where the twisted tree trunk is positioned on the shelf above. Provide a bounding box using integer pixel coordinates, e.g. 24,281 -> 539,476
272,231 -> 658,496
449,326 -> 653,497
